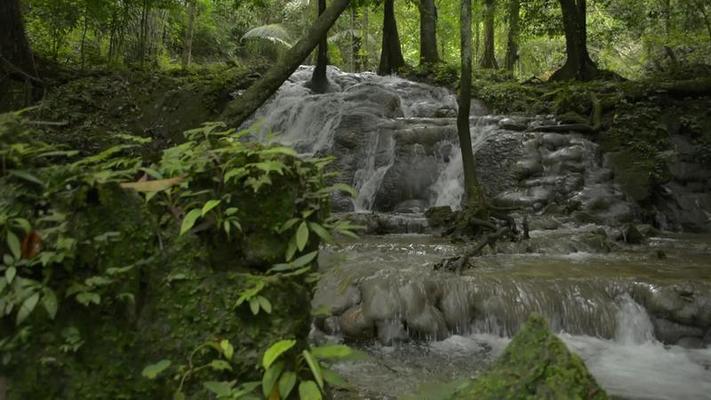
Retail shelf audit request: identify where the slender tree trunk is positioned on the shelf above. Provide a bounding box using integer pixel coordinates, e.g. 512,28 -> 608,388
224,0 -> 351,127
504,0 -> 520,71
362,5 -> 369,70
550,0 -> 599,81
419,0 -> 439,65
310,0 -> 330,92
350,5 -> 358,72
378,0 -> 406,75
458,0 -> 480,203
80,8 -> 90,70
479,0 -> 498,68
0,0 -> 38,83
474,20 -> 481,63
182,0 -> 197,68
140,0 -> 149,66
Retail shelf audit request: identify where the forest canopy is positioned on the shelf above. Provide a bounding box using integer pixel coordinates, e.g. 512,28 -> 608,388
9,0 -> 711,80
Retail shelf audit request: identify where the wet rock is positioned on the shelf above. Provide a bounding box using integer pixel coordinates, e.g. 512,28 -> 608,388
454,315 -> 608,399
361,281 -> 401,321
394,199 -> 428,213
329,285 -> 362,315
617,224 -> 644,244
498,117 -> 528,131
652,317 -> 705,344
677,336 -> 705,349
339,305 -> 375,339
406,305 -> 449,340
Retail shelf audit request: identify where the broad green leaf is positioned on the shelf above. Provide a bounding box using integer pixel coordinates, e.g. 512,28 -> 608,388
203,381 -> 234,397
180,209 -> 202,235
261,361 -> 284,398
302,350 -> 324,390
308,222 -> 333,244
5,267 -> 16,284
296,222 -> 309,252
298,380 -> 322,400
261,146 -> 297,157
249,298 -> 260,315
224,167 -> 248,183
262,339 -> 296,369
42,289 -> 58,319
285,237 -> 297,262
324,183 -> 357,198
269,250 -> 319,273
76,292 -> 101,306
119,176 -> 183,192
12,218 -> 31,233
210,359 -> 233,371
278,371 -> 297,399
279,218 -> 301,233
322,368 -> 349,388
16,292 -> 40,325
142,359 -> 172,379
202,200 -> 222,217
257,296 -> 272,314
6,232 -> 21,260
173,391 -> 186,400
220,339 -> 234,360
309,344 -> 354,360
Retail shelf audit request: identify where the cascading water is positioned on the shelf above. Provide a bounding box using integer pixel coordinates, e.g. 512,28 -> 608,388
248,67 -> 711,399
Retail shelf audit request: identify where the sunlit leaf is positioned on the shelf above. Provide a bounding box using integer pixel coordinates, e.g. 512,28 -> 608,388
298,380 -> 322,400
180,209 -> 202,235
302,350 -> 324,390
262,361 -> 284,398
262,340 -> 296,369
16,292 -> 40,325
202,199 -> 222,216
142,359 -> 172,379
119,176 -> 183,192
308,222 -> 333,244
278,371 -> 297,399
296,222 -> 309,252
6,231 -> 21,260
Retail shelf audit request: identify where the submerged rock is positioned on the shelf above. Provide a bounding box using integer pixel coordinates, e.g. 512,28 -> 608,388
455,314 -> 607,399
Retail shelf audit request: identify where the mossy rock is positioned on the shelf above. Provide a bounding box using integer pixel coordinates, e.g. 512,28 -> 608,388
605,152 -> 653,202
456,314 -> 607,400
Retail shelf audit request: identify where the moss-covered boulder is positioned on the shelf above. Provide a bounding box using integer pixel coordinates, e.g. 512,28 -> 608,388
456,314 -> 607,400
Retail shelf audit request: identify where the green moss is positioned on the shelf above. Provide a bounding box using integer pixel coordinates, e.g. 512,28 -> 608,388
456,314 -> 607,400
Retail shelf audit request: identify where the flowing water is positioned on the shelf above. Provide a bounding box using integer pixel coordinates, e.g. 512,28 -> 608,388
248,66 -> 711,399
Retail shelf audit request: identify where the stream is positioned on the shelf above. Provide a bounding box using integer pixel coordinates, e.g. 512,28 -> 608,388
247,66 -> 711,399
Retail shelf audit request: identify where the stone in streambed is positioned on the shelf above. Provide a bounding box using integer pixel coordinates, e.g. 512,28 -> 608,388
453,314 -> 607,400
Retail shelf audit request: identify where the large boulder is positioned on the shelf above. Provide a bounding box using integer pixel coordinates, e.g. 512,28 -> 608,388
455,314 -> 607,400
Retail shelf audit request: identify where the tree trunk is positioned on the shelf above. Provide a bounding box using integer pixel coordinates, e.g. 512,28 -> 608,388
479,0 -> 498,69
182,0 -> 197,69
378,0 -> 406,75
310,0 -> 330,92
550,0 -> 599,81
458,0 -> 481,204
223,0 -> 351,127
0,0 -> 39,84
362,5 -> 369,70
504,0 -> 520,71
350,5 -> 359,72
419,0 -> 439,65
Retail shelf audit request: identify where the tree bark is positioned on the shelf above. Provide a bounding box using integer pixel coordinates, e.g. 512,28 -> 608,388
550,0 -> 599,81
0,0 -> 38,83
419,0 -> 439,65
504,0 -> 520,71
182,0 -> 197,69
378,0 -> 406,75
458,0 -> 480,203
310,0 -> 330,92
223,0 -> 351,127
479,0 -> 498,69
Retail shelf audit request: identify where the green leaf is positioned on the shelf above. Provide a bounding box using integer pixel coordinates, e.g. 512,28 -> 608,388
202,200 -> 222,217
224,167 -> 247,183
322,368 -> 349,388
302,350 -> 324,390
261,361 -> 284,398
270,251 -> 319,273
142,359 -> 172,379
173,391 -> 186,400
298,380 -> 322,400
285,237 -> 297,262
16,292 -> 39,325
325,183 -> 357,198
180,209 -> 202,235
296,222 -> 309,252
42,289 -> 58,319
257,296 -> 272,314
9,170 -> 44,186
5,267 -> 16,284
249,298 -> 260,315
309,344 -> 355,360
12,218 -> 31,233
279,218 -> 301,233
6,231 -> 21,260
261,146 -> 298,157
210,359 -> 233,372
308,222 -> 333,244
76,292 -> 101,306
278,371 -> 297,399
220,339 -> 234,361
203,381 -> 234,397
262,339 -> 296,369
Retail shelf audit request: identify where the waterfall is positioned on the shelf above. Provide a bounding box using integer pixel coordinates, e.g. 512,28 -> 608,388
615,294 -> 656,345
